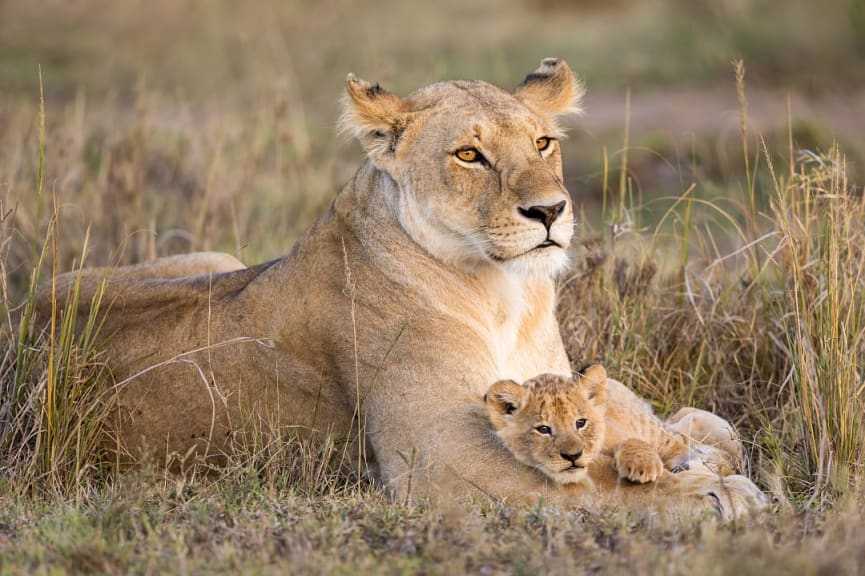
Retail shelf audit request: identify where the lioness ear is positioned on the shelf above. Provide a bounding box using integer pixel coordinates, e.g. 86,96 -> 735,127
339,74 -> 408,166
485,380 -> 525,428
577,364 -> 607,404
514,58 -> 584,124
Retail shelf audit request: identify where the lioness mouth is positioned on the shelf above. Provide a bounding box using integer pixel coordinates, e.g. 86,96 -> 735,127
537,240 -> 559,249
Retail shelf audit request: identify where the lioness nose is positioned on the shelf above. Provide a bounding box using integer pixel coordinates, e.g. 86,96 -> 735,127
561,450 -> 583,463
518,200 -> 567,230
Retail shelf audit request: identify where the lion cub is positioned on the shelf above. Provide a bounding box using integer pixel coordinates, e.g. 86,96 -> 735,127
485,368 -> 606,485
485,365 -> 742,485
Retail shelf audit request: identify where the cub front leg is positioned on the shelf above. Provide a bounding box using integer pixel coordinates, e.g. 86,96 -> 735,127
613,438 -> 665,484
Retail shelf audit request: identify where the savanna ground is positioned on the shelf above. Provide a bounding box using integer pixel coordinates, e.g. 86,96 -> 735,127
2,0 -> 865,573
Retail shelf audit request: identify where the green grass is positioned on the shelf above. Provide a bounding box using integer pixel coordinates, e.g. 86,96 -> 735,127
2,1 -> 865,572
3,475 -> 865,575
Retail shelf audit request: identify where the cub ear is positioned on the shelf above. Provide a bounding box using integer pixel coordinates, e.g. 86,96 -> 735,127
514,58 -> 584,124
339,74 -> 408,166
577,364 -> 607,404
485,380 -> 525,428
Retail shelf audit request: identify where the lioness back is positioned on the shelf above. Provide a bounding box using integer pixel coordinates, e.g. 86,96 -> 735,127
36,251 -> 246,304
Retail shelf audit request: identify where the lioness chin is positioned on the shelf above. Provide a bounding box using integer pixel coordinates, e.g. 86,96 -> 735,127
37,58 -> 763,519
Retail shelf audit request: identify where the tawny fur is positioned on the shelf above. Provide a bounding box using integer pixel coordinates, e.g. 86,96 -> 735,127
35,60 -> 763,519
488,367 -> 744,484
486,371 -> 607,486
486,368 -> 764,513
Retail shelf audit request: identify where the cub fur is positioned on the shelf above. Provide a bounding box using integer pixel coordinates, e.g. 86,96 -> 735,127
486,366 -> 743,485
485,369 -> 606,485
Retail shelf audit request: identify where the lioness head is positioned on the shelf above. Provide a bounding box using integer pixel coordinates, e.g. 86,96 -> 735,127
340,58 -> 583,277
485,365 -> 607,484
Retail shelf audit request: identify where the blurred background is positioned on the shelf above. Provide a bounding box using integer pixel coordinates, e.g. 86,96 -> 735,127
2,0 -> 864,294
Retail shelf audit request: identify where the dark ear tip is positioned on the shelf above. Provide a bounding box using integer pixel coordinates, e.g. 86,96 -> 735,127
577,363 -> 607,384
577,363 -> 594,375
540,57 -> 562,68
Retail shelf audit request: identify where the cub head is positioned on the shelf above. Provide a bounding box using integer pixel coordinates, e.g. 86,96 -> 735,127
340,58 -> 583,278
484,365 -> 607,484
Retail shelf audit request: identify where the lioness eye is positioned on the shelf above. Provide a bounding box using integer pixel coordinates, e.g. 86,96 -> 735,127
575,418 -> 587,429
536,137 -> 552,152
455,147 -> 482,163
535,425 -> 552,435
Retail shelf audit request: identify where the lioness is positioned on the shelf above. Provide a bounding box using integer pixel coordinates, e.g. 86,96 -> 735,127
38,59 -> 763,517
485,366 -> 744,486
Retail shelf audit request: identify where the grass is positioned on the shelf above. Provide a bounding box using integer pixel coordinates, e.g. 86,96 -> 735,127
2,0 -> 865,572
3,476 -> 865,574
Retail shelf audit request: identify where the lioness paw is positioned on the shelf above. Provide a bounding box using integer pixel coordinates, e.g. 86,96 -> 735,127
614,439 -> 664,483
676,471 -> 769,521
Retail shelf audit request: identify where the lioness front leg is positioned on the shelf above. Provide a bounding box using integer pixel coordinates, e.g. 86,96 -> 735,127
613,438 -> 665,483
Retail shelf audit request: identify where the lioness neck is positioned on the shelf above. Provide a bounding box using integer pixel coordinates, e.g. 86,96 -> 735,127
334,161 -> 569,383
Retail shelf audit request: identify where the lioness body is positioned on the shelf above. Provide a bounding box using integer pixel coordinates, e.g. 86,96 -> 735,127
38,60 -> 762,517
53,168 -> 569,474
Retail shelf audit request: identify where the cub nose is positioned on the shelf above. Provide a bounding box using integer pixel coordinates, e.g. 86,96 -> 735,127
561,450 -> 583,463
518,200 -> 567,230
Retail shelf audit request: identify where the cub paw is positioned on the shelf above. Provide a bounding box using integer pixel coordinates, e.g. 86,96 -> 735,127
614,439 -> 664,484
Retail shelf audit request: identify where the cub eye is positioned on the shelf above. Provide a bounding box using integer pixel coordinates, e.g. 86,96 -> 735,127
536,137 -> 553,152
455,147 -> 482,163
575,418 -> 587,430
535,425 -> 552,435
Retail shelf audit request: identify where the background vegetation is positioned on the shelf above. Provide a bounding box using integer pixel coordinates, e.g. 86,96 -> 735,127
1,0 -> 864,572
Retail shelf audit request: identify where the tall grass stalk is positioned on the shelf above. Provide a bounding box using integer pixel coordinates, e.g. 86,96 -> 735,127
0,81 -> 114,498
734,60 -> 754,228
617,88 -> 631,222
770,146 -> 865,505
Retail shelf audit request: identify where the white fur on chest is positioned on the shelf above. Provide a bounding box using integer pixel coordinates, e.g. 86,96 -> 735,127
485,271 -> 568,383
